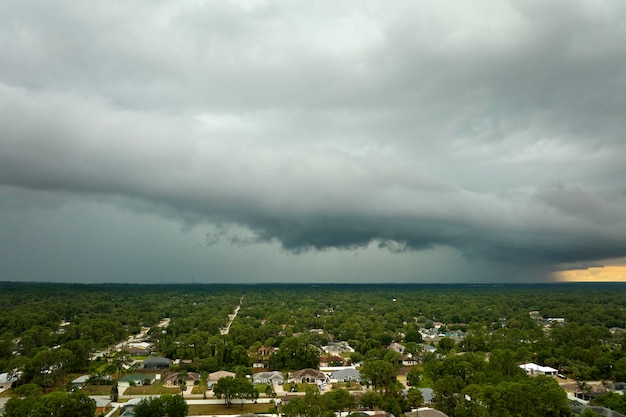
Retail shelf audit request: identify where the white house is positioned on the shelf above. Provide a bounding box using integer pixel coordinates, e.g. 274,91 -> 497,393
253,371 -> 284,385
519,363 -> 558,376
0,372 -> 18,391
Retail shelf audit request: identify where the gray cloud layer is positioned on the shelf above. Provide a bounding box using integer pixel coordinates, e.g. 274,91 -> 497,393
1,0 -> 626,282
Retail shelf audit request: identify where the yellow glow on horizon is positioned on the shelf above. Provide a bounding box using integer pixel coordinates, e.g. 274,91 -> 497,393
554,265 -> 626,282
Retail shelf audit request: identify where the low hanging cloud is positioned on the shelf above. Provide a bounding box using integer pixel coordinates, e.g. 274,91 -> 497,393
1,0 -> 626,282
2,82 -> 625,269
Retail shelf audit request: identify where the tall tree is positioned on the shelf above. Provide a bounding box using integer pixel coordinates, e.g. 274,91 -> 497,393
134,395 -> 188,417
213,376 -> 237,406
406,388 -> 424,409
323,388 -> 356,415
360,360 -> 397,394
5,391 -> 96,417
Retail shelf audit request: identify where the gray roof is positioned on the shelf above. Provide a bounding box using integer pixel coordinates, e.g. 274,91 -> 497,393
253,371 -> 284,380
406,409 -> 449,417
419,388 -> 434,402
331,368 -> 361,379
91,397 -> 111,407
0,373 -> 18,383
72,375 -> 90,384
291,368 -> 326,379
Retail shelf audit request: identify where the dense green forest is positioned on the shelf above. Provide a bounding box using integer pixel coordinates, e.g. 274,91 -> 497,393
1,282 -> 626,417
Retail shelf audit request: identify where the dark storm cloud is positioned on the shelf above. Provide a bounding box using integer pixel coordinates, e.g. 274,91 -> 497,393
1,0 -> 626,281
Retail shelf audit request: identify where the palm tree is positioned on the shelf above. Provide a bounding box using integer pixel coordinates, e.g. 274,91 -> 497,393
265,384 -> 276,398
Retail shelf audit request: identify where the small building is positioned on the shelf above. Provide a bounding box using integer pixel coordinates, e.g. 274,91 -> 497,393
71,375 -> 91,389
253,371 -> 284,385
519,363 -> 558,376
141,357 -> 171,370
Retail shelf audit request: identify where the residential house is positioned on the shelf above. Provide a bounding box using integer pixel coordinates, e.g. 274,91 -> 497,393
253,371 -> 284,385
609,382 -> 626,393
141,356 -> 171,370
251,345 -> 278,368
120,398 -> 143,417
420,328 -> 439,341
406,408 -> 450,417
126,345 -> 152,356
320,355 -> 346,367
330,368 -> 361,383
255,346 -> 278,356
401,354 -> 418,366
91,397 -> 111,414
0,372 -> 18,391
569,382 -> 608,402
389,342 -> 405,354
419,388 -> 434,405
402,387 -> 434,405
444,329 -> 466,340
290,368 -> 329,384
118,373 -> 156,387
164,372 -> 201,387
519,363 -> 558,376
321,342 -> 355,356
207,370 -> 236,387
71,375 -> 90,389
569,404 -> 626,417
420,344 -> 437,354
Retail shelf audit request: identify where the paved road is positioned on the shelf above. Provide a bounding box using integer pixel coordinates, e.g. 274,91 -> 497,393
221,296 -> 244,335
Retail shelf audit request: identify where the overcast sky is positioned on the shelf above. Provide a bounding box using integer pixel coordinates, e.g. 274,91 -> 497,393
1,0 -> 626,284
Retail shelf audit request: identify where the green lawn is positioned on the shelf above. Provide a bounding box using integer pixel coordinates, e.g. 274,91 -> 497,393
191,385 -> 206,395
124,384 -> 180,396
416,375 -> 434,388
331,382 -> 363,391
81,384 -> 113,395
254,383 -> 274,394
282,383 -> 318,393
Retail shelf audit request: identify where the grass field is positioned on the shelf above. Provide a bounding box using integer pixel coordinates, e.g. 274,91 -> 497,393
125,384 -> 180,396
192,385 -> 207,395
282,382 -> 318,393
331,382 -> 363,391
81,384 -> 113,395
